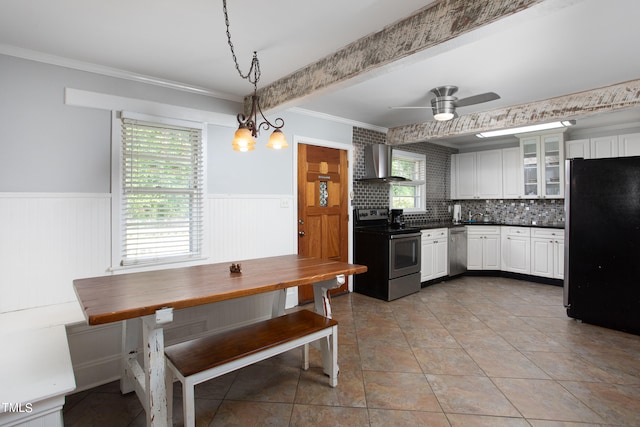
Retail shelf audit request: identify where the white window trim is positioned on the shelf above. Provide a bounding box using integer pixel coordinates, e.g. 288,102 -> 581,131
389,149 -> 426,214
110,110 -> 208,271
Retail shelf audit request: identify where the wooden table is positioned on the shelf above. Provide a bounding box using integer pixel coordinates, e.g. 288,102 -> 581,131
73,254 -> 367,427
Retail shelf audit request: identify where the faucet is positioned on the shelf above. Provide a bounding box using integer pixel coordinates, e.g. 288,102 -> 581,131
468,211 -> 484,221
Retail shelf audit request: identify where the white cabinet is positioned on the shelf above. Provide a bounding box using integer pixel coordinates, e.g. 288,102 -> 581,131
566,138 -> 590,159
501,147 -> 523,199
453,150 -> 503,199
476,150 -> 503,199
566,132 -> 640,160
531,228 -> 564,279
519,132 -> 565,199
421,228 -> 448,282
454,152 -> 476,199
591,136 -> 619,159
501,226 -> 531,274
467,226 -> 500,270
619,132 -> 640,157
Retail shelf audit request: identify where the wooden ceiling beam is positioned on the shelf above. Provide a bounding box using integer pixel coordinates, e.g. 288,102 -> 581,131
249,0 -> 545,114
386,79 -> 640,145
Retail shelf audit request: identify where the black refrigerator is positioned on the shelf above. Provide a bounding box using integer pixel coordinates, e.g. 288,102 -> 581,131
564,156 -> 640,335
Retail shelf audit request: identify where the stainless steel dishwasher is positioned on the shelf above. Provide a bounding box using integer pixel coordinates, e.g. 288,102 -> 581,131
449,226 -> 467,276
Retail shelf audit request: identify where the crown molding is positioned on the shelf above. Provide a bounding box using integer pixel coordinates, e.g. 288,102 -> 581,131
289,107 -> 387,134
0,44 -> 241,102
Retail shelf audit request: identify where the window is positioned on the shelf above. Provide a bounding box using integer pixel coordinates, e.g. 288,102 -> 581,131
389,149 -> 426,213
114,112 -> 205,267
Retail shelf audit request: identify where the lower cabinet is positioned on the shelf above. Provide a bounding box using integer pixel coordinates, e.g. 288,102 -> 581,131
501,226 -> 531,274
531,228 -> 564,279
421,228 -> 448,282
467,226 -> 500,270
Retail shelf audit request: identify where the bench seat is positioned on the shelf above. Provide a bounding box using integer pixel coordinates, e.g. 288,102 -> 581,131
164,309 -> 338,426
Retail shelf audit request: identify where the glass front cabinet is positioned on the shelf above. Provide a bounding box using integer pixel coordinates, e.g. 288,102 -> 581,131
519,132 -> 565,199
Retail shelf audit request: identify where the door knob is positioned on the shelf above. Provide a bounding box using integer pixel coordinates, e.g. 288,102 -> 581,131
299,231 -> 305,236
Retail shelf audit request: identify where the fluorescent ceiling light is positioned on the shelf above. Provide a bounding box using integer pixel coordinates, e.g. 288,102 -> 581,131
476,120 -> 576,138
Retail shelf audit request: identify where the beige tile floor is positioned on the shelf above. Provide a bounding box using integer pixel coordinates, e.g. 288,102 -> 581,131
63,276 -> 640,426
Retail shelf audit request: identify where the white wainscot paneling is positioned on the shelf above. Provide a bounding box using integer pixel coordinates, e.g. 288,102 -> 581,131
208,194 -> 298,308
0,193 -> 111,313
208,194 -> 296,262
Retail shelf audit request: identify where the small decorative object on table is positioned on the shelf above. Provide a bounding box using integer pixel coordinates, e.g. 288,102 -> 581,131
229,263 -> 242,273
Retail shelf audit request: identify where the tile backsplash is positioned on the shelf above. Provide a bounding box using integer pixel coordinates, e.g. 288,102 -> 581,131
453,199 -> 565,225
352,127 -> 456,222
351,127 -> 565,225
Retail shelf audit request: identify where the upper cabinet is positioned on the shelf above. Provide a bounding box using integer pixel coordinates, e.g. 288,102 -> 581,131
502,147 -> 523,199
519,132 -> 565,199
619,132 -> 640,157
566,132 -> 640,159
565,138 -> 590,159
452,149 -> 503,199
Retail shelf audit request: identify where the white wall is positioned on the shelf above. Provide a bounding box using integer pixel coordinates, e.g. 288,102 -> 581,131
0,53 -> 354,390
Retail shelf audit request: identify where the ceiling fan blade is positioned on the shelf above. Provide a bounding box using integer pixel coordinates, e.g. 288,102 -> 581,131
453,92 -> 500,107
388,106 -> 434,110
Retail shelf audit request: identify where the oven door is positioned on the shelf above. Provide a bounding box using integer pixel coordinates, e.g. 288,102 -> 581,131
388,232 -> 421,279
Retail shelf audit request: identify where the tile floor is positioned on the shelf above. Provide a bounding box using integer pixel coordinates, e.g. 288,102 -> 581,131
63,275 -> 640,426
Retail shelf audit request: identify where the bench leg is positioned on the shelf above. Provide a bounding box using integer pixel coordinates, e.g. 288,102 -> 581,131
302,343 -> 309,370
328,325 -> 338,387
183,379 -> 196,427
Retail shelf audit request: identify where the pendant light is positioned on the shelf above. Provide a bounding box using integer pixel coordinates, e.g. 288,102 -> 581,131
223,0 -> 287,151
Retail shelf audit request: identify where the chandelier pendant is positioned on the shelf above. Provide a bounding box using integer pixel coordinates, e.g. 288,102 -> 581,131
223,1 -> 287,152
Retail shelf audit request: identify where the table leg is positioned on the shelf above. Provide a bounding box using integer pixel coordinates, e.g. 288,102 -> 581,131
312,274 -> 344,379
121,318 -> 140,395
141,314 -> 169,427
271,289 -> 287,317
121,308 -> 173,427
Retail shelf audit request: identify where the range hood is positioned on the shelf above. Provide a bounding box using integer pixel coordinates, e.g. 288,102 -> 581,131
357,144 -> 409,182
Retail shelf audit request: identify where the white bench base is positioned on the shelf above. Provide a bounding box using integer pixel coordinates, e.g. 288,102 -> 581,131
164,310 -> 338,427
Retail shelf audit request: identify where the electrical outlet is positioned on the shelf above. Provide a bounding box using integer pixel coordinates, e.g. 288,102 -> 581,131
280,199 -> 290,208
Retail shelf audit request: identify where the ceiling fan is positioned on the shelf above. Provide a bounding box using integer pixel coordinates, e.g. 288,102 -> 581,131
391,85 -> 500,121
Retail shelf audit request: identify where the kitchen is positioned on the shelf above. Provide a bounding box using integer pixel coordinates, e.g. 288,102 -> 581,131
1,0 -> 640,426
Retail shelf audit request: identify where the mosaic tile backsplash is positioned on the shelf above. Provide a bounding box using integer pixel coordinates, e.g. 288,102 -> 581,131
352,127 -> 566,225
352,127 -> 456,222
452,199 -> 565,225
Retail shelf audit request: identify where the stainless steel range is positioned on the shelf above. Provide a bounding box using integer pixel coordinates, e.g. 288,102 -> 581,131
353,208 -> 421,301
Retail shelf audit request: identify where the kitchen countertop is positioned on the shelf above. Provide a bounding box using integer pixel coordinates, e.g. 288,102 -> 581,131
407,221 -> 565,230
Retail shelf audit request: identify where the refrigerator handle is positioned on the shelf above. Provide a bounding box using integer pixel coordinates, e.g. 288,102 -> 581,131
563,158 -> 571,308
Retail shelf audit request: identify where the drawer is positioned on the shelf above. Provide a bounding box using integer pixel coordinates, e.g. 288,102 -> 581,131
466,225 -> 500,235
531,228 -> 564,239
502,226 -> 531,237
421,228 -> 448,240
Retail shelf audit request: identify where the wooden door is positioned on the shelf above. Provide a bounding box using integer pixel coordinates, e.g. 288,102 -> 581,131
297,144 -> 349,304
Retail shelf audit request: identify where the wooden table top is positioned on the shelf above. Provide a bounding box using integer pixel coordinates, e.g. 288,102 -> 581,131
73,254 -> 367,325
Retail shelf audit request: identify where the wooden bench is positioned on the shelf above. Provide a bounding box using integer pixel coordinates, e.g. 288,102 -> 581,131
164,309 -> 338,427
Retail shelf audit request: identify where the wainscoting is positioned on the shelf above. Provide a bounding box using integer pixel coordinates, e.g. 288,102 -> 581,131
0,192 -> 296,391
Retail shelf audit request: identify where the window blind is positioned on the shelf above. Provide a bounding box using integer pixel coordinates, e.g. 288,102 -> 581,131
120,117 -> 204,266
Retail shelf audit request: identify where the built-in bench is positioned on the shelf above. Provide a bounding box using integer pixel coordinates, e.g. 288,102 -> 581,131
0,327 -> 77,427
0,302 -> 82,427
164,309 -> 338,427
